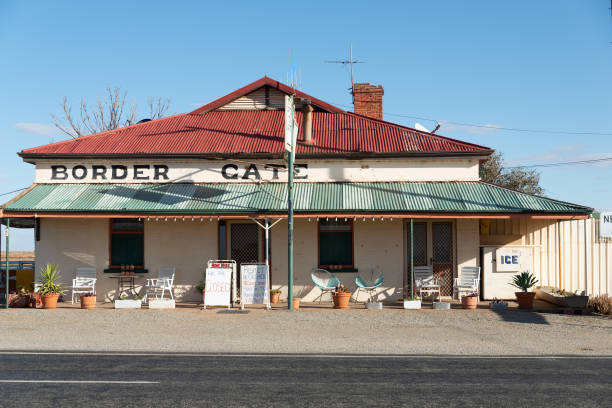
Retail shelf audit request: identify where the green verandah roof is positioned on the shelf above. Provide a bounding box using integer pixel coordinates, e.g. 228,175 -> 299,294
1,182 -> 591,216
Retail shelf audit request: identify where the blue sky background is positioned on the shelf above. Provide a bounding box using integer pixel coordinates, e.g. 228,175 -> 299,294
1,0 -> 611,250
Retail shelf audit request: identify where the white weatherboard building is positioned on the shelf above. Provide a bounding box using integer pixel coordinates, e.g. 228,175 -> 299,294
3,77 -> 606,302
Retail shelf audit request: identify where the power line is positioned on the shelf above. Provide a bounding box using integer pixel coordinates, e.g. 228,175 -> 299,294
330,101 -> 612,136
506,156 -> 612,169
0,188 -> 27,197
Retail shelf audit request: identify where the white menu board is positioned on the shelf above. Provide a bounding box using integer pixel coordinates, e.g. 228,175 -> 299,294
240,264 -> 269,308
204,265 -> 232,308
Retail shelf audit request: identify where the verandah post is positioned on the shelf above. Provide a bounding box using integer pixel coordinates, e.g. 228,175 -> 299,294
410,218 -> 414,299
4,218 -> 9,309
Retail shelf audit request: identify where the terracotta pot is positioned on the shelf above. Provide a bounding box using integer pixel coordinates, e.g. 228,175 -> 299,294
332,292 -> 352,309
201,290 -> 206,305
270,292 -> 281,304
80,295 -> 96,309
292,297 -> 301,310
515,291 -> 536,309
461,295 -> 478,309
41,293 -> 60,309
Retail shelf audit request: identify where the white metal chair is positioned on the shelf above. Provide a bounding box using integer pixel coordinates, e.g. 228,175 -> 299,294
145,266 -> 175,302
453,266 -> 480,300
310,268 -> 341,303
71,266 -> 97,304
414,265 -> 440,300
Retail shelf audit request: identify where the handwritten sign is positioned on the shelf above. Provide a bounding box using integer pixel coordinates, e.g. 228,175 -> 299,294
240,264 -> 269,306
204,266 -> 232,307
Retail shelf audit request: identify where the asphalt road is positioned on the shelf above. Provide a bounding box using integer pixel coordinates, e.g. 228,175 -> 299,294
0,353 -> 610,407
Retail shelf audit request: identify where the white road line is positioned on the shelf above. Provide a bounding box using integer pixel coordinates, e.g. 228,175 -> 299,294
0,351 -> 611,359
0,380 -> 159,384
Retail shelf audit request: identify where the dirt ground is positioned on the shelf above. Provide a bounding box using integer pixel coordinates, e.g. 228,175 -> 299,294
1,303 -> 610,355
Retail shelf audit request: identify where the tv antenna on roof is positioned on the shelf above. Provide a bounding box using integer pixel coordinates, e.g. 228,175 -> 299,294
325,44 -> 364,101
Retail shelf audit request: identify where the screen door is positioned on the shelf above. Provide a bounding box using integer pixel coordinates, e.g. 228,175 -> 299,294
432,222 -> 454,296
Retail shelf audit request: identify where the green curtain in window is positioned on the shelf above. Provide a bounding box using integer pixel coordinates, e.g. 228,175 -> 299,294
319,231 -> 352,266
111,234 -> 144,267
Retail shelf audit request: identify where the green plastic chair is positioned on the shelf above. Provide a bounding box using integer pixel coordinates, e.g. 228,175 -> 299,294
354,272 -> 384,302
310,268 -> 341,303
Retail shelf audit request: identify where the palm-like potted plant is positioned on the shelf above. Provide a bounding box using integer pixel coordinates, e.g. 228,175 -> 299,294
37,264 -> 64,309
332,284 -> 352,309
510,271 -> 538,309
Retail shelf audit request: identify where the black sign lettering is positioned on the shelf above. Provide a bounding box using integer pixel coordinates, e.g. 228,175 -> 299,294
111,165 -> 128,179
72,165 -> 87,180
242,164 -> 261,180
265,164 -> 285,180
51,165 -> 68,180
294,164 -> 308,179
92,165 -> 107,180
154,164 -> 169,180
222,164 -> 238,179
133,164 -> 150,180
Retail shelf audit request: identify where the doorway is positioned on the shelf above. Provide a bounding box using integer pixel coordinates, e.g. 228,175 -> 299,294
432,222 -> 454,296
406,220 -> 455,297
229,223 -> 261,269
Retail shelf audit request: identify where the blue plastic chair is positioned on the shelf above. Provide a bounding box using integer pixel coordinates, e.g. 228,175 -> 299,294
310,268 -> 341,303
354,272 -> 384,302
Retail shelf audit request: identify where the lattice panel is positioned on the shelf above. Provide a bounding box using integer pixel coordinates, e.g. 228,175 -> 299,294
433,223 -> 453,296
230,224 -> 260,266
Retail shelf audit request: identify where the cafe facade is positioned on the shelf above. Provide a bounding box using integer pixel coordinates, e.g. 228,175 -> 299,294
1,77 -> 596,302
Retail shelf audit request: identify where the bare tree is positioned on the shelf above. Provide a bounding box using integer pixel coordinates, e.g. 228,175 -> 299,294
480,152 -> 544,196
51,86 -> 171,138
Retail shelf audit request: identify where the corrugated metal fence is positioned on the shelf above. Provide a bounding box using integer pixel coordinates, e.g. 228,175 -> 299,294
492,218 -> 612,295
484,217 -> 611,296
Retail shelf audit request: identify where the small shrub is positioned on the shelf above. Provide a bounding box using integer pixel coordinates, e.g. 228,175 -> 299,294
588,295 -> 612,315
270,289 -> 282,295
334,284 -> 350,294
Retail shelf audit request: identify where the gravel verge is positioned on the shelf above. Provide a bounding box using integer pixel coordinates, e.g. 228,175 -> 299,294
1,307 -> 611,355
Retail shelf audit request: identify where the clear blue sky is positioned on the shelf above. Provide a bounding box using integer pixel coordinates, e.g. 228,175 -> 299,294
1,0 -> 611,250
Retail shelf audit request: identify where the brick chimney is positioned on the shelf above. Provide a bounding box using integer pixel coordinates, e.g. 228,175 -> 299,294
353,83 -> 384,120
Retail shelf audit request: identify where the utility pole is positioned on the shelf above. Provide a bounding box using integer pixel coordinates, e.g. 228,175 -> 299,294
285,50 -> 298,310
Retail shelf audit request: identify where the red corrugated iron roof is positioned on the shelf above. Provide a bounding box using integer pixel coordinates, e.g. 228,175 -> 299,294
20,78 -> 492,158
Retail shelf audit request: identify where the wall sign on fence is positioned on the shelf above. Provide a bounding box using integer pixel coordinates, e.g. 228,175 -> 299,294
600,212 -> 612,239
204,261 -> 235,309
240,263 -> 270,310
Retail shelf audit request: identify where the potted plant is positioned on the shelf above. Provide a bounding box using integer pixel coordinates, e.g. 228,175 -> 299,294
114,294 -> 143,309
195,272 -> 206,305
510,271 -> 538,309
37,264 -> 64,309
332,284 -> 352,309
461,293 -> 478,309
490,298 -> 508,310
80,293 -> 96,309
292,297 -> 301,310
403,296 -> 421,310
270,288 -> 282,304
365,294 -> 383,310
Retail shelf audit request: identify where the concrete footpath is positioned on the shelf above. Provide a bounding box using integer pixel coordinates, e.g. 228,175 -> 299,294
1,306 -> 611,355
